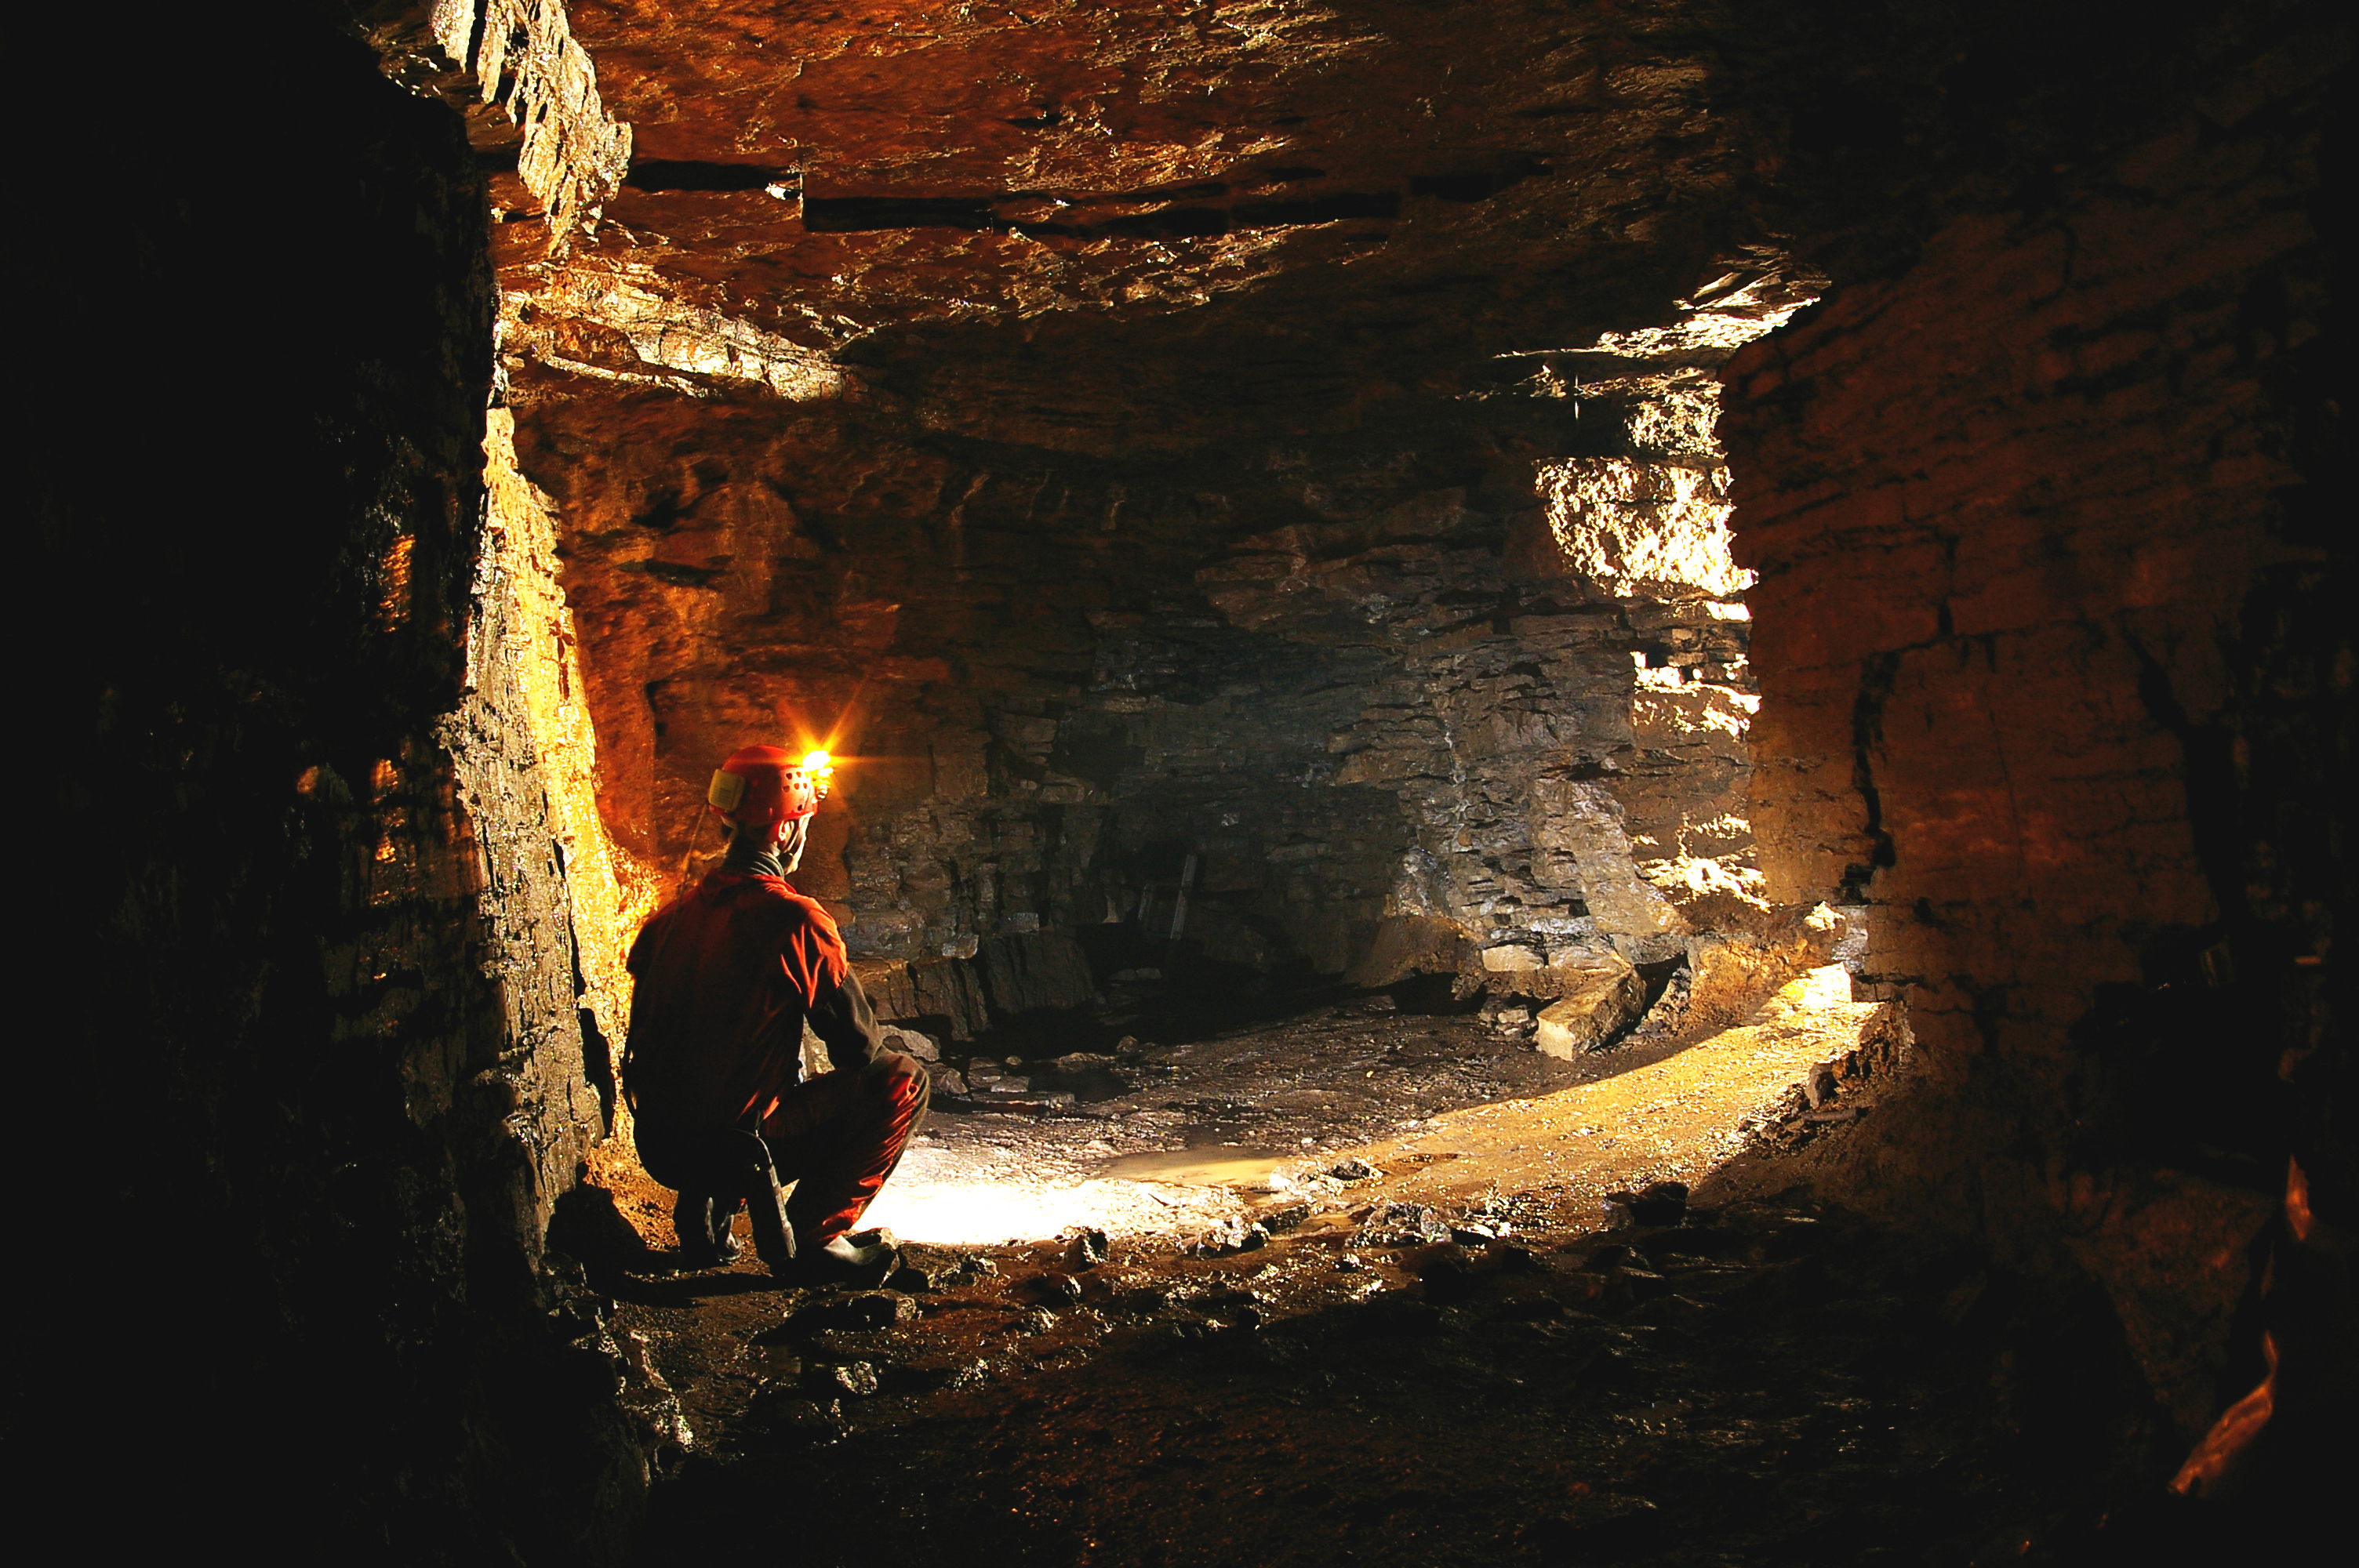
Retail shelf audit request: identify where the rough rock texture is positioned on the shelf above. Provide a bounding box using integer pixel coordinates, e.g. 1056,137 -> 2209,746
1719,2 -> 2347,1438
481,405 -> 646,1047
32,10 -> 659,1557
510,355 -> 1780,1014
467,0 -> 1826,1029
372,0 -> 635,256
539,0 -> 1765,361
1682,902 -> 1849,1033
485,9 -> 2348,1457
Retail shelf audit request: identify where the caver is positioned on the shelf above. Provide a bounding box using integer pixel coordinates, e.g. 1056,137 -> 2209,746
623,744 -> 928,1287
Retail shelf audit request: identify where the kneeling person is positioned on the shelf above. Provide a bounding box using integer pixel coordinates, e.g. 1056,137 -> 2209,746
623,745 -> 929,1287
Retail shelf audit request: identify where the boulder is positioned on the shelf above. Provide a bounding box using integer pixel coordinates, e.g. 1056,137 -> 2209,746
979,929 -> 1097,1016
852,956 -> 991,1040
1684,903 -> 1848,1030
1532,949 -> 1645,1057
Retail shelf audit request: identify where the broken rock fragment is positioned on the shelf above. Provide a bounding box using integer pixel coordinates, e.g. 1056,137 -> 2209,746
1802,1061 -> 1839,1109
1533,949 -> 1646,1057
880,1025 -> 940,1062
812,1362 -> 880,1399
1194,1219 -> 1270,1256
1361,1202 -> 1453,1247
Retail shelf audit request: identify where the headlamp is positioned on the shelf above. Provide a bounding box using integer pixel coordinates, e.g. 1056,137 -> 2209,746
707,743 -> 833,822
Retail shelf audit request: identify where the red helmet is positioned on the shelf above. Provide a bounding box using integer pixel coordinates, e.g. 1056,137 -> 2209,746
706,745 -> 831,826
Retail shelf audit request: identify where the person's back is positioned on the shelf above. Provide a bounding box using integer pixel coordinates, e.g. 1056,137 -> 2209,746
625,869 -> 847,1173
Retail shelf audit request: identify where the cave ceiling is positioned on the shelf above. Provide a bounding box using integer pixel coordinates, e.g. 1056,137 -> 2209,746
495,0 -> 1795,450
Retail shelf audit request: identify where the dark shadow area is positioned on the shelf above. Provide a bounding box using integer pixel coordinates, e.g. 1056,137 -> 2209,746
626,158 -> 791,192
625,1195 -> 2272,1567
1388,971 -> 1486,1016
31,10 -> 652,1559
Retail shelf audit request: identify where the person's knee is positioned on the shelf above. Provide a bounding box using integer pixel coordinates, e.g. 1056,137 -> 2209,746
873,1050 -> 930,1123
865,1049 -> 925,1089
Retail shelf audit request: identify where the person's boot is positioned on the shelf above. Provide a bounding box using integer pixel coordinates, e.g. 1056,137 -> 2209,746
673,1192 -> 737,1268
789,1229 -> 900,1289
706,1196 -> 745,1264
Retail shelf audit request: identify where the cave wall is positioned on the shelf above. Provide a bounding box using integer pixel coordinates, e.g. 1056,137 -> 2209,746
468,0 -> 1835,1034
1720,6 -> 2347,1439
504,332 -> 1790,1036
32,9 -> 659,1555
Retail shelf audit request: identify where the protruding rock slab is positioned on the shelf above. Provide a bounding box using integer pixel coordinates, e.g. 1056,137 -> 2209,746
1349,915 -> 1472,988
1532,951 -> 1645,1057
1684,904 -> 1848,1031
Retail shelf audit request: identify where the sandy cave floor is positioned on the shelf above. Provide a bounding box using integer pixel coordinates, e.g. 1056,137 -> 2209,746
571,972 -> 2199,1566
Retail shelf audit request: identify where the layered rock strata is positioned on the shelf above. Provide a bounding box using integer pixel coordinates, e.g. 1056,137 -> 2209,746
507,345 -> 1790,1033
499,251 -> 1816,1033
38,5 -> 2342,1552
460,0 -> 1827,1034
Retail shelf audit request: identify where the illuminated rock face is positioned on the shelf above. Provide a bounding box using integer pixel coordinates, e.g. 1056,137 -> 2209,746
478,0 -> 1809,1020
485,1 -> 2346,1457
1533,952 -> 1646,1057
529,0 -> 1763,365
506,353 -> 1779,1019
491,94 -> 1805,1011
491,16 -> 2345,1428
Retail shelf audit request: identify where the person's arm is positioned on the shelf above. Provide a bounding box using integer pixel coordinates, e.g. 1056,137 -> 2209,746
776,902 -> 886,1071
809,965 -> 885,1072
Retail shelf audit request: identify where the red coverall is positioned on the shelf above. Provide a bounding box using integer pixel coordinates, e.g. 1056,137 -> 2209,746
624,869 -> 927,1247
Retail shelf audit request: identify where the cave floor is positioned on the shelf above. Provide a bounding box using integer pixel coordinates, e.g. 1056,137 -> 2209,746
589,977 -> 2172,1566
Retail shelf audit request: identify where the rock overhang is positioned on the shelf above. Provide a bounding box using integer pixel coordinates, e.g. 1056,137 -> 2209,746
480,0 -> 1801,448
